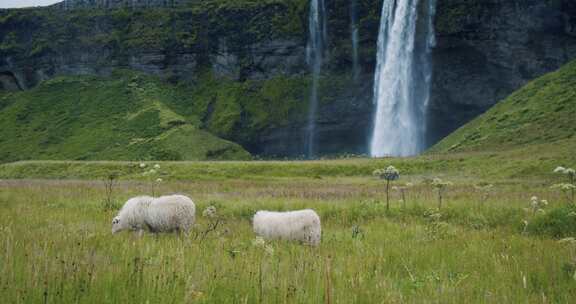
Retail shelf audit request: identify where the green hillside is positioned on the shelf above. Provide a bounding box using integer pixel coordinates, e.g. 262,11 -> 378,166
430,59 -> 576,156
0,70 -> 251,162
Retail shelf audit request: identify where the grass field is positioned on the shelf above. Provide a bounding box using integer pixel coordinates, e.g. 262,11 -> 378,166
1,160 -> 576,303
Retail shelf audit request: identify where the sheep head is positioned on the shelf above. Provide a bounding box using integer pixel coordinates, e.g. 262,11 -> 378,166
111,216 -> 123,234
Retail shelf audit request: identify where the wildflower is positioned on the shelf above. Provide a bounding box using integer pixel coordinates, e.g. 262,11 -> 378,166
528,196 -> 548,215
552,183 -> 576,191
202,206 -> 217,218
373,166 -> 400,181
558,237 -> 576,244
406,182 -> 414,187
139,163 -> 147,168
554,166 -> 567,173
432,178 -> 452,187
149,169 -> 157,174
156,178 -> 163,183
373,165 -> 400,211
154,164 -> 161,169
264,245 -> 274,256
252,236 -> 266,248
530,198 -> 538,208
429,212 -> 442,221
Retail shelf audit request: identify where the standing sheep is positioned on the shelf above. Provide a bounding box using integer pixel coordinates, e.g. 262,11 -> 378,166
112,194 -> 196,235
252,209 -> 321,246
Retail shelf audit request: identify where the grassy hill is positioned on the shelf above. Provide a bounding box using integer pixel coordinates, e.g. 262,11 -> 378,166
0,70 -> 251,162
430,59 -> 576,156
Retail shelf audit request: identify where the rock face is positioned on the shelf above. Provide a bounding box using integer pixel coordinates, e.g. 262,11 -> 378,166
0,0 -> 575,157
56,0 -> 192,10
430,0 -> 576,145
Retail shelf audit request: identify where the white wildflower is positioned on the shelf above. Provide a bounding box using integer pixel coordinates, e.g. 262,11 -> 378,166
432,178 -> 452,188
373,166 -> 400,181
558,237 -> 576,244
202,206 -> 217,218
156,178 -> 163,183
252,236 -> 266,248
139,163 -> 147,168
552,183 -> 576,191
264,245 -> 274,256
154,164 -> 161,169
554,166 -> 567,173
149,169 -> 157,174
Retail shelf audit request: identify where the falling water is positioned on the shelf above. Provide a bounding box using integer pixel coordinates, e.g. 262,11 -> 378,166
305,0 -> 326,158
370,0 -> 436,157
350,0 -> 360,81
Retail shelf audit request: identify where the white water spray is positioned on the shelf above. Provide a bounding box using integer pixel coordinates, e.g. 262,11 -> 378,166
370,0 -> 436,157
305,0 -> 326,158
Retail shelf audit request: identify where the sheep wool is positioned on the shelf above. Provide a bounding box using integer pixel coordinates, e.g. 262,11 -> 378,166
112,194 -> 195,235
252,209 -> 321,246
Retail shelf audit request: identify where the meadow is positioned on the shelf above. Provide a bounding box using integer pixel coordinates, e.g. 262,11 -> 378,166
1,160 -> 576,303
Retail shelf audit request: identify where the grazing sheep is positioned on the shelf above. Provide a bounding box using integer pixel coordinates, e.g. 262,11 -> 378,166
252,209 -> 321,246
112,194 -> 195,235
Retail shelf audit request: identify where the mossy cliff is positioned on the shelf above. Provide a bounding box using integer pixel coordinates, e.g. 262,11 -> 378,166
0,0 -> 575,159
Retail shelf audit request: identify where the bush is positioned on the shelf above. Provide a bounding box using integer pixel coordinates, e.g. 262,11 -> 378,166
526,205 -> 576,238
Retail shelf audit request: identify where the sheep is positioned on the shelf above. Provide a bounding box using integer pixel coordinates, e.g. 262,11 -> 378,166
112,194 -> 195,235
252,209 -> 321,246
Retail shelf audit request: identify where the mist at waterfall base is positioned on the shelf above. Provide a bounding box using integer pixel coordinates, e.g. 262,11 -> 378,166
304,0 -> 326,159
370,0 -> 436,158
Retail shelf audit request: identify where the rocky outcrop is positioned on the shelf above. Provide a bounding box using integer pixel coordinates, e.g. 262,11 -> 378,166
429,0 -> 576,144
0,0 -> 575,157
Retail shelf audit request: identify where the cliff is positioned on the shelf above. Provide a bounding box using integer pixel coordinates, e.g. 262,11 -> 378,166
0,0 -> 575,158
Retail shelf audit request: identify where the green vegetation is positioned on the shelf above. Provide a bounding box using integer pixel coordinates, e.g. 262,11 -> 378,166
2,165 -> 576,303
173,72 -> 310,143
0,0 -> 309,59
431,59 -> 576,155
0,70 -> 250,162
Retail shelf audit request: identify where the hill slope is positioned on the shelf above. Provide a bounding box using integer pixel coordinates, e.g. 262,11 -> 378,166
0,71 -> 250,162
430,59 -> 576,157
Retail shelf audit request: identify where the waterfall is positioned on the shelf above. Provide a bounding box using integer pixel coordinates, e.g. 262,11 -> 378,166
350,0 -> 360,80
370,0 -> 436,157
305,0 -> 326,158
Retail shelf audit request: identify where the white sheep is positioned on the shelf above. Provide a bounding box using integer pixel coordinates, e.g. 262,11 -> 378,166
112,194 -> 195,235
252,209 -> 321,246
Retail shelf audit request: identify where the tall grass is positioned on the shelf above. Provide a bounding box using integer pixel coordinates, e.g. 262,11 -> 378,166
1,176 -> 575,303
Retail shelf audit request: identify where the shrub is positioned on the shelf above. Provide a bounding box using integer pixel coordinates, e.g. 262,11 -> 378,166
526,204 -> 576,238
